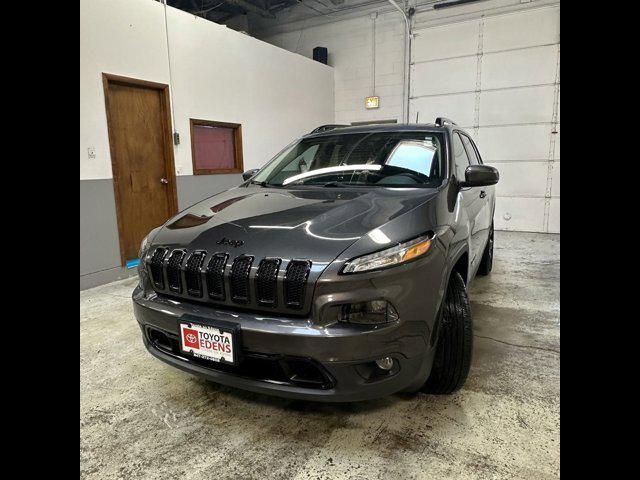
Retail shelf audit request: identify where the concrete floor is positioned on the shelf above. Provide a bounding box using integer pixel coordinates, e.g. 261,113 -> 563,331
80,231 -> 559,480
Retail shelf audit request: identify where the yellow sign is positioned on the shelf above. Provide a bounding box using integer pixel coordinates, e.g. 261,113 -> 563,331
365,96 -> 380,109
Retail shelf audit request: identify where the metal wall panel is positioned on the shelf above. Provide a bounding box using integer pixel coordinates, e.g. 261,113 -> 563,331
479,85 -> 556,126
481,44 -> 558,90
482,6 -> 560,53
550,161 -> 560,197
409,5 -> 559,233
548,198 -> 560,234
491,162 -> 549,198
494,197 -> 546,232
410,92 -> 476,127
411,56 -> 477,97
412,20 -> 479,62
477,125 -> 551,161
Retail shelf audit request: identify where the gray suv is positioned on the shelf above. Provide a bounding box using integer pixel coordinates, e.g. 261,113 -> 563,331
133,118 -> 499,402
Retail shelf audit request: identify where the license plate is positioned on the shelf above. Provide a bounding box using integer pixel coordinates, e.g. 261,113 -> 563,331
179,321 -> 236,364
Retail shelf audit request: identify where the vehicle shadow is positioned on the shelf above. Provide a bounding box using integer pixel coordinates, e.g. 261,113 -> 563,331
188,377 -> 470,463
201,378 -> 407,415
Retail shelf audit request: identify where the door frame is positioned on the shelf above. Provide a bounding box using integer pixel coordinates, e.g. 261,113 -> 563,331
102,73 -> 179,267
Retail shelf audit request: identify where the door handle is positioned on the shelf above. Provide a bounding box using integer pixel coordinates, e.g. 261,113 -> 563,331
160,178 -> 169,185
479,190 -> 486,199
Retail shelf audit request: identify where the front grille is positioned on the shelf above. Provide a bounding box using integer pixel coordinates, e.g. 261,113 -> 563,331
230,256 -> 254,304
149,247 -> 167,289
205,253 -> 228,301
284,260 -> 312,309
166,250 -> 186,293
146,248 -> 313,313
256,258 -> 281,307
184,251 -> 206,297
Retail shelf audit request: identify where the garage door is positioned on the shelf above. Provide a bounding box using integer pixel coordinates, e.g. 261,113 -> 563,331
409,5 -> 560,233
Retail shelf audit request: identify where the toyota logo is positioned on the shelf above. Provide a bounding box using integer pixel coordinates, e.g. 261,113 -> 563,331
186,333 -> 197,344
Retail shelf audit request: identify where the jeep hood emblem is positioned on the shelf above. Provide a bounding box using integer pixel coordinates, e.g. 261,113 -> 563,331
217,237 -> 244,248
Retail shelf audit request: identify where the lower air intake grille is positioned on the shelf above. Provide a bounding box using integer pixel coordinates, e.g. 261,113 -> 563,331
284,260 -> 311,309
230,256 -> 254,304
166,250 -> 186,293
149,248 -> 167,289
184,251 -> 206,297
256,258 -> 281,307
205,253 -> 228,301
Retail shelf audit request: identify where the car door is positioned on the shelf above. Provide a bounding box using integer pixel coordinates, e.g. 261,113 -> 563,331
460,132 -> 493,258
452,131 -> 484,272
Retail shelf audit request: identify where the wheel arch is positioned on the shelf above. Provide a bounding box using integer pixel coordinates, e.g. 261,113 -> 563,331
429,244 -> 470,348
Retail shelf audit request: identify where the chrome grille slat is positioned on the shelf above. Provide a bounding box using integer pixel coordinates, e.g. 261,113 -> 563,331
184,251 -> 206,297
284,260 -> 312,310
230,256 -> 254,304
205,253 -> 228,301
166,250 -> 186,293
256,258 -> 281,307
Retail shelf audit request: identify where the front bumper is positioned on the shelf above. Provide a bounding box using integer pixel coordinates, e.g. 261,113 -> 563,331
132,286 -> 437,402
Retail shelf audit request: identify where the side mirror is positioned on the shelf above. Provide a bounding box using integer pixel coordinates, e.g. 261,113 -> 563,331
242,168 -> 260,181
460,165 -> 499,187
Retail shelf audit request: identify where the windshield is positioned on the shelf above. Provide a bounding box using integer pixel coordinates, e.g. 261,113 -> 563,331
252,132 -> 444,187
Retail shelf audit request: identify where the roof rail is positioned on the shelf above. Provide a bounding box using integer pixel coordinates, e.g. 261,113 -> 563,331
435,117 -> 457,127
309,124 -> 349,134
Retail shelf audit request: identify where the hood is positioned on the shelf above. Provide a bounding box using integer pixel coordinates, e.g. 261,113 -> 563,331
151,185 -> 439,265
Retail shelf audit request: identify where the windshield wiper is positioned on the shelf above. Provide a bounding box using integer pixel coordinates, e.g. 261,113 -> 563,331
249,180 -> 268,186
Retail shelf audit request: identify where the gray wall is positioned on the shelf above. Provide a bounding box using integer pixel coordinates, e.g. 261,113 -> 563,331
80,174 -> 243,290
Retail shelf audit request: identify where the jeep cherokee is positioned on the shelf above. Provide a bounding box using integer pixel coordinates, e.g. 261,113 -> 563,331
132,118 -> 499,402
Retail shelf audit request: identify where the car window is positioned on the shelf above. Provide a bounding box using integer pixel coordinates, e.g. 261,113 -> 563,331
252,132 -> 445,187
452,132 -> 470,181
280,145 -> 319,173
385,140 -> 437,177
460,134 -> 481,165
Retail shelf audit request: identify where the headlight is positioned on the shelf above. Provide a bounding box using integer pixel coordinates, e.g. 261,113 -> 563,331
341,233 -> 434,274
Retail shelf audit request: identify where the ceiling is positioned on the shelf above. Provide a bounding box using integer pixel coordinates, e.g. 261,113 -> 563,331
166,0 -> 307,24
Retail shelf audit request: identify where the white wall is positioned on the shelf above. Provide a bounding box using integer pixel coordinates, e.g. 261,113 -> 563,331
80,0 -> 335,180
260,12 -> 405,124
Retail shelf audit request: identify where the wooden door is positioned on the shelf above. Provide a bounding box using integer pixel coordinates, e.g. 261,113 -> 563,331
103,74 -> 178,265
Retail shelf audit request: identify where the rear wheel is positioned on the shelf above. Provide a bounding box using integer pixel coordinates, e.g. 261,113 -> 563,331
477,222 -> 494,276
422,271 -> 473,394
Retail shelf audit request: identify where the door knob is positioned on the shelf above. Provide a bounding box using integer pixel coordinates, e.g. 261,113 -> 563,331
160,178 -> 169,184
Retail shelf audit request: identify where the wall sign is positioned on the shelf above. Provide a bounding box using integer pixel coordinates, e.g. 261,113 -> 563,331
365,96 -> 380,109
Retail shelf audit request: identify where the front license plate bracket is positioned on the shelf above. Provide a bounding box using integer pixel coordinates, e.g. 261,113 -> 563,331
179,315 -> 242,365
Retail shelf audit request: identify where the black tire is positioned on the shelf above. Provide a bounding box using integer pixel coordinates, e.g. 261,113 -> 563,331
477,222 -> 494,276
422,271 -> 473,394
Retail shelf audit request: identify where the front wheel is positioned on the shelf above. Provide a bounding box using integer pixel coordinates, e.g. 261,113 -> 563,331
421,271 -> 473,394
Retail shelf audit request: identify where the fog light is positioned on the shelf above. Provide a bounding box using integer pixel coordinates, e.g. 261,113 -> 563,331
336,300 -> 399,325
376,357 -> 394,371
